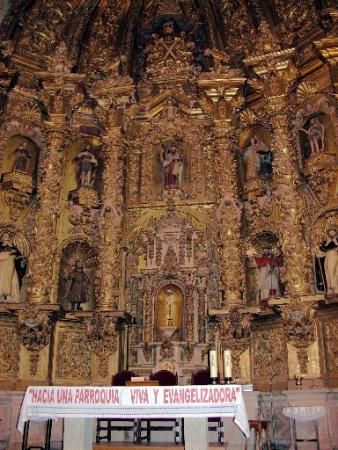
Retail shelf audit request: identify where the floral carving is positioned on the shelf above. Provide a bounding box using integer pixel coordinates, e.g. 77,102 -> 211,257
280,301 -> 318,373
0,327 -> 19,375
56,332 -> 90,379
253,328 -> 288,378
18,304 -> 52,375
86,312 -> 119,378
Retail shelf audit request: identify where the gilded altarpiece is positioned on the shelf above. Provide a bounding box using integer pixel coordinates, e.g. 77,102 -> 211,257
0,0 -> 337,394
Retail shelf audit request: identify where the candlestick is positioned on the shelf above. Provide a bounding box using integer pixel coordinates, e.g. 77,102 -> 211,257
209,349 -> 218,382
223,349 -> 232,383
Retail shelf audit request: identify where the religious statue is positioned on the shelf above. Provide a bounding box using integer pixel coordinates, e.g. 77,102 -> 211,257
75,146 -> 98,188
165,288 -> 174,326
161,142 -> 183,190
162,99 -> 178,121
250,247 -> 282,306
243,136 -> 272,180
0,232 -> 26,302
65,261 -> 90,311
13,142 -> 31,173
315,228 -> 338,295
301,116 -> 325,154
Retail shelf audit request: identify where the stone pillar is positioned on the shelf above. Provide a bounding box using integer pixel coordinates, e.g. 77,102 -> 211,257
268,95 -> 313,296
96,125 -> 124,310
216,127 -> 245,305
26,118 -> 69,303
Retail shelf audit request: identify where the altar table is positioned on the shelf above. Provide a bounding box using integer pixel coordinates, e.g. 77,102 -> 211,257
18,385 -> 249,450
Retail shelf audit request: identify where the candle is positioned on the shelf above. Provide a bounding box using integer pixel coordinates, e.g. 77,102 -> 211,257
209,350 -> 218,379
223,349 -> 232,379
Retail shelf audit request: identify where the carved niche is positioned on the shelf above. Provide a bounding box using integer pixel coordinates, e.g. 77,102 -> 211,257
245,232 -> 284,307
1,136 -> 40,221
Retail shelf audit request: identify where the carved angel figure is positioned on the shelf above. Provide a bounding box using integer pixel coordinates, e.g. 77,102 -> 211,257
0,232 -> 26,302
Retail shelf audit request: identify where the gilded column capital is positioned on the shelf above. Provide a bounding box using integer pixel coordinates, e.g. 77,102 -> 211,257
314,36 -> 338,95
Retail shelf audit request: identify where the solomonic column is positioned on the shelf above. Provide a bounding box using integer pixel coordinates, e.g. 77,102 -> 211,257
215,125 -> 245,306
95,122 -> 125,311
26,75 -> 83,303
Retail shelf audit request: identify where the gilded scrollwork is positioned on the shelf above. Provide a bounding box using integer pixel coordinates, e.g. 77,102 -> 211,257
86,312 -> 119,378
280,301 -> 318,374
252,328 -> 288,379
0,327 -> 19,375
56,332 -> 90,379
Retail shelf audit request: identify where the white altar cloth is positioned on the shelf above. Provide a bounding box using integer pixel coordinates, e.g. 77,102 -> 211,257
18,384 -> 250,438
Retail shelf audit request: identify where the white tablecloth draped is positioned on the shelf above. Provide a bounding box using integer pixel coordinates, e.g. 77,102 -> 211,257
18,384 -> 250,438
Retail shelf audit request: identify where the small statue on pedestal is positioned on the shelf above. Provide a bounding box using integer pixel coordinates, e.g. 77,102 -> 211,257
65,261 -> 90,311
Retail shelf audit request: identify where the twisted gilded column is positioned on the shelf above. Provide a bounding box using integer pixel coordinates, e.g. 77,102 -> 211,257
269,96 -> 313,295
216,126 -> 245,305
96,124 -> 125,310
26,117 -> 69,303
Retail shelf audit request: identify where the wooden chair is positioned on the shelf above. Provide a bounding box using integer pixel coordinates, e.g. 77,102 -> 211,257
191,369 -> 224,445
96,370 -> 138,444
136,370 -> 183,444
21,419 -> 53,450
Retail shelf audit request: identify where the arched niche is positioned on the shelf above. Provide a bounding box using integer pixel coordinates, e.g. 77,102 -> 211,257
0,135 -> 40,188
59,137 -> 103,234
155,283 -> 184,341
60,137 -> 103,202
238,126 -> 273,191
245,232 -> 284,307
298,112 -> 335,160
57,240 -> 97,312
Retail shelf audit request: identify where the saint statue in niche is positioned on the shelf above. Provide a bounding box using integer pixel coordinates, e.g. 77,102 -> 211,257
301,116 -> 325,155
315,228 -> 338,295
243,136 -> 273,180
64,260 -> 90,311
13,142 -> 31,173
0,232 -> 26,302
75,145 -> 98,188
160,141 -> 184,189
250,246 -> 282,306
165,287 -> 174,326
